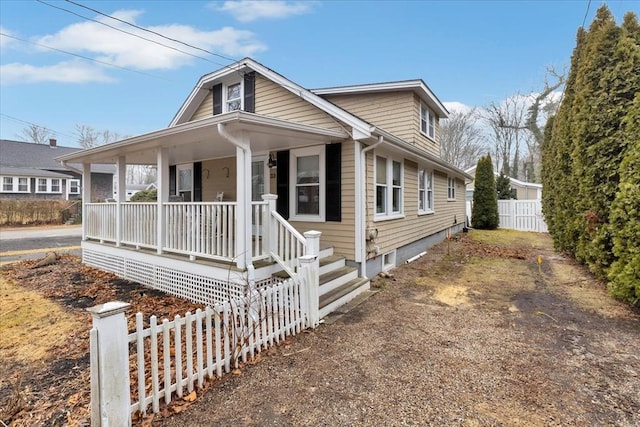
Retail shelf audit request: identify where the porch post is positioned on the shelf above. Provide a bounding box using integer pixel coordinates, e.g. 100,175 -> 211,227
157,148 -> 168,254
82,162 -> 92,241
236,146 -> 246,270
116,156 -> 126,247
262,194 -> 278,261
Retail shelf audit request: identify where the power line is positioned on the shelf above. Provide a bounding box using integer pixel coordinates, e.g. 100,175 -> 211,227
0,32 -> 172,81
36,0 -> 228,68
582,0 -> 592,28
64,0 -> 239,63
0,113 -> 77,140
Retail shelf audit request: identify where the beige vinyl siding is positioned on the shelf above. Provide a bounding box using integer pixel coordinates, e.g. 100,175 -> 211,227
411,95 -> 441,156
324,92 -> 415,141
190,91 -> 214,121
201,157 -> 236,201
365,153 -> 465,259
287,141 -> 356,260
254,75 -> 344,132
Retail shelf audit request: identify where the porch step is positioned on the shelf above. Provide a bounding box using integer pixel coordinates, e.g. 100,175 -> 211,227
319,254 -> 345,275
319,277 -> 370,319
319,266 -> 358,296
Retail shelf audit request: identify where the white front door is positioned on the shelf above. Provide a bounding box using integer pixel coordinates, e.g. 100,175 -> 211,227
252,158 -> 269,234
177,163 -> 193,202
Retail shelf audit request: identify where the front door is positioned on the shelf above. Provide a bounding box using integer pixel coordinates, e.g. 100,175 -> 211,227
177,163 -> 193,202
252,158 -> 269,234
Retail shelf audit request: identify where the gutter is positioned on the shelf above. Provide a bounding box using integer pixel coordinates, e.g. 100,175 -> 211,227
61,160 -> 83,175
358,135 -> 384,279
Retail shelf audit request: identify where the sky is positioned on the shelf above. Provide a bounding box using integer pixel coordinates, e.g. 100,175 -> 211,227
0,0 -> 638,147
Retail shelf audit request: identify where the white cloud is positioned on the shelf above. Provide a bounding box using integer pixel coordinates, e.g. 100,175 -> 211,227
443,101 -> 473,115
0,60 -> 114,85
0,27 -> 16,49
35,9 -> 266,71
216,1 -> 316,22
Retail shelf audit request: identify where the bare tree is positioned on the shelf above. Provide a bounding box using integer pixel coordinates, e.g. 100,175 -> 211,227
19,124 -> 53,144
75,124 -> 123,148
439,108 -> 487,170
483,94 -> 532,179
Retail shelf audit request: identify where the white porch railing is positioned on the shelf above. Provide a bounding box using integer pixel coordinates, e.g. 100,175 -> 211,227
84,201 -> 269,263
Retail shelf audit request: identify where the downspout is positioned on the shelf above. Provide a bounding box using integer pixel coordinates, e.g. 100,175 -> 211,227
217,123 -> 255,280
61,160 -> 83,175
359,135 -> 383,279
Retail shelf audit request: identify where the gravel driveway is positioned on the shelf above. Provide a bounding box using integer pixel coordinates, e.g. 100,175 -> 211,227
159,232 -> 640,427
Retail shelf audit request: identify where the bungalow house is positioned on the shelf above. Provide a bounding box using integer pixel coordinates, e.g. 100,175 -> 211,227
57,58 -> 471,317
0,139 -> 114,201
464,165 -> 542,201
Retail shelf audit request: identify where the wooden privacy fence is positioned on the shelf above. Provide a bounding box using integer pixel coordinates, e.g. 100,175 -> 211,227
466,200 -> 548,233
88,274 -> 319,426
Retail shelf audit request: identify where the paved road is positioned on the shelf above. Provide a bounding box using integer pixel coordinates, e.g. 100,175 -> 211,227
0,225 -> 82,264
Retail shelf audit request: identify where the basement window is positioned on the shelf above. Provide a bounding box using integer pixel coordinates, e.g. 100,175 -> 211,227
382,250 -> 396,272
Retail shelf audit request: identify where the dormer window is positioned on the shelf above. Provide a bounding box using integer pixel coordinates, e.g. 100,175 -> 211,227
420,103 -> 435,140
226,82 -> 242,112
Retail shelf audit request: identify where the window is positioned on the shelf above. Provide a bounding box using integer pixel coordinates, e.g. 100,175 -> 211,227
290,146 -> 324,221
226,82 -> 242,112
382,250 -> 396,271
375,155 -> 403,218
448,177 -> 456,200
38,178 -> 48,192
418,169 -> 434,213
2,177 -> 13,192
420,103 -> 435,139
1,176 -> 29,193
68,179 -> 80,194
18,177 -> 29,192
51,179 -> 61,193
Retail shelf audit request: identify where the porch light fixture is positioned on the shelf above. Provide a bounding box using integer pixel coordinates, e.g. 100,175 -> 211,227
268,153 -> 277,168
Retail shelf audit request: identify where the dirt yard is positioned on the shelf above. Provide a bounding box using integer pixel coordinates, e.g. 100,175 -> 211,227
1,230 -> 639,426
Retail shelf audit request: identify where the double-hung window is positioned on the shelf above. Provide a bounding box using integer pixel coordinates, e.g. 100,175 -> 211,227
290,146 -> 324,221
18,177 -> 29,192
418,169 -> 434,213
420,103 -> 436,139
68,179 -> 80,195
37,178 -> 48,192
51,179 -> 61,193
375,155 -> 403,218
2,177 -> 13,192
225,82 -> 242,112
447,177 -> 456,200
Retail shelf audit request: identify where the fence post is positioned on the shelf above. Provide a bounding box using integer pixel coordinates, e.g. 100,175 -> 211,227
262,194 -> 278,261
301,230 -> 321,328
87,301 -> 132,427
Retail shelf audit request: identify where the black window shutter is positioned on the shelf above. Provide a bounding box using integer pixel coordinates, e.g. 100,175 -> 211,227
276,150 -> 289,219
325,143 -> 342,221
243,72 -> 255,113
193,162 -> 202,202
169,165 -> 176,195
212,84 -> 222,115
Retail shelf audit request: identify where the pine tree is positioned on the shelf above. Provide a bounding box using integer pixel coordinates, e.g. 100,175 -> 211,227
496,173 -> 514,200
607,93 -> 640,306
471,155 -> 499,229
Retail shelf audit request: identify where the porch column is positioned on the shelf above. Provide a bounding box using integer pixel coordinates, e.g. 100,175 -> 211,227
82,162 -> 91,241
115,156 -> 126,247
157,148 -> 168,254
235,146 -> 247,270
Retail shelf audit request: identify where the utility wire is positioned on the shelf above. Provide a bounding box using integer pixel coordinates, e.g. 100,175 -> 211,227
0,113 -> 77,140
582,0 -> 592,28
0,32 -> 172,81
36,0 -> 228,68
65,0 -> 239,63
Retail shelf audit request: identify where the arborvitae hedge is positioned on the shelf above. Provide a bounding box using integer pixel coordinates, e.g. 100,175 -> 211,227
496,173 -> 514,200
607,94 -> 640,305
471,155 -> 499,229
541,6 -> 640,306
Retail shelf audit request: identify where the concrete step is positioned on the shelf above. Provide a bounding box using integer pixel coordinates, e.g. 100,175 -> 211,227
319,246 -> 333,259
319,277 -> 370,319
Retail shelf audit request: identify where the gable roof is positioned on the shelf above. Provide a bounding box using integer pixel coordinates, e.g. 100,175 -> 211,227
170,58 -> 373,140
464,165 -> 542,188
0,165 -> 73,179
312,80 -> 449,118
0,139 -> 114,175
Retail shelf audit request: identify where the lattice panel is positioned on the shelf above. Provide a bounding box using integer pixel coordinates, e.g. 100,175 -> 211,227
83,250 -> 126,276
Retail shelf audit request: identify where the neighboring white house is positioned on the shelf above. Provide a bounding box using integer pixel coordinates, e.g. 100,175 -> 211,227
464,165 -> 542,201
113,181 -> 157,201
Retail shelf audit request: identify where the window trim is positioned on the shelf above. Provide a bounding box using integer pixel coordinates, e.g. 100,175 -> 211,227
420,103 -> 436,140
68,179 -> 81,195
289,146 -> 325,222
0,176 -> 30,193
374,154 -> 404,221
447,176 -> 457,201
418,168 -> 435,215
224,81 -> 243,113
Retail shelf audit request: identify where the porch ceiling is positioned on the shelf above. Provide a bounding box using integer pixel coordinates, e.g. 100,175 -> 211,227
56,112 -> 349,165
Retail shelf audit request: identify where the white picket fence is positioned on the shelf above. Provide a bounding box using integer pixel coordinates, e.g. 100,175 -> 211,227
89,273 -> 319,425
466,200 -> 548,233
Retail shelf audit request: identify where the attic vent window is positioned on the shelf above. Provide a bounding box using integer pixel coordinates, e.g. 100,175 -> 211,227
226,82 -> 242,112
